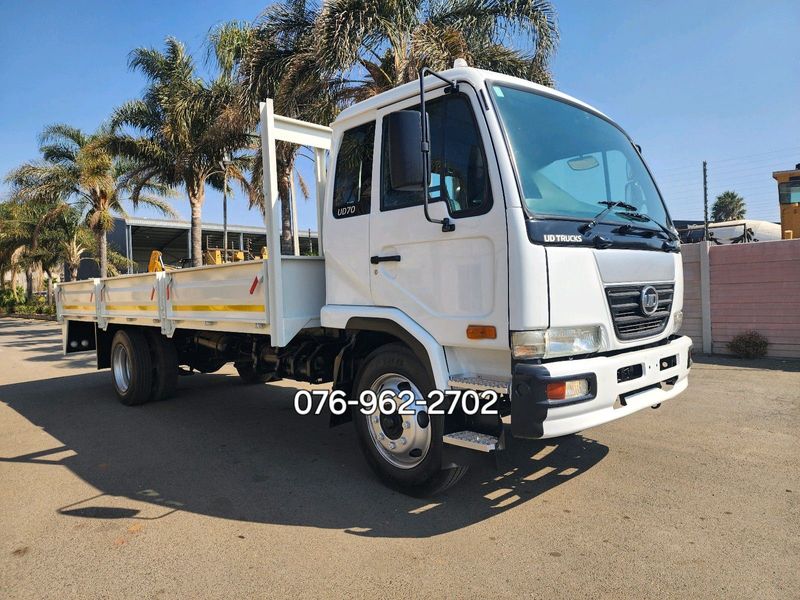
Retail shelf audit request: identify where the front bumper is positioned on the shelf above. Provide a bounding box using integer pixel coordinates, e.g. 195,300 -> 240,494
511,335 -> 692,439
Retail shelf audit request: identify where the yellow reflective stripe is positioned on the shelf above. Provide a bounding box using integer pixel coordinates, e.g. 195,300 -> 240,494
62,305 -> 95,311
171,304 -> 266,312
104,305 -> 157,311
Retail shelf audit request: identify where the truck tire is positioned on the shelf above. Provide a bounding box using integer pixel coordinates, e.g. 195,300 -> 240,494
234,361 -> 271,384
110,329 -> 154,406
145,329 -> 179,401
353,343 -> 468,496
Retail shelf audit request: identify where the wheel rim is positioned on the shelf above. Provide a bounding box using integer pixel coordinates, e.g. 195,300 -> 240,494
365,373 -> 431,470
112,343 -> 132,394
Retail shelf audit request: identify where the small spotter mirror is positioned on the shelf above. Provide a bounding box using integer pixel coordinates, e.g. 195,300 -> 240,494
567,155 -> 599,171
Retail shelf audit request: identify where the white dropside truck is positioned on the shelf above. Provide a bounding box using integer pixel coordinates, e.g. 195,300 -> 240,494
56,66 -> 692,495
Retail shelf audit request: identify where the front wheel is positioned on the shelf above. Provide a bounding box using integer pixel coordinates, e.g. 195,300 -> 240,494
353,343 -> 467,496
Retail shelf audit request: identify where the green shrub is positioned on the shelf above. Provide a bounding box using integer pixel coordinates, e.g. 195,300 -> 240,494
0,286 -> 24,308
727,330 -> 769,359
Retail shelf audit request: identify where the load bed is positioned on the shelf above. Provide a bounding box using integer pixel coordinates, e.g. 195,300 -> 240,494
57,100 -> 331,349
57,256 -> 325,340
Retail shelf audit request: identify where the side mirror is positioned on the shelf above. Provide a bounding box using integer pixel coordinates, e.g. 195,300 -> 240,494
386,110 -> 428,191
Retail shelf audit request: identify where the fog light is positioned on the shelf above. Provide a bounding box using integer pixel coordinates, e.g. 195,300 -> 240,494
546,378 -> 590,401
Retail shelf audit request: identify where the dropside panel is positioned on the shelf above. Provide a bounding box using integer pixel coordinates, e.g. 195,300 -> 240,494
56,279 -> 98,322
164,261 -> 269,336
99,271 -> 161,328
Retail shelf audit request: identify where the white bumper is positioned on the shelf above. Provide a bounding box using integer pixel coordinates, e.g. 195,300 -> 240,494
513,335 -> 692,439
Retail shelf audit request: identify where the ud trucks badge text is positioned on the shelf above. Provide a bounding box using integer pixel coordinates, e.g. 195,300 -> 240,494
544,234 -> 582,243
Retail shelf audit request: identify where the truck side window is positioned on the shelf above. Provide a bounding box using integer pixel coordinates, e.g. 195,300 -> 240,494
332,121 -> 375,219
381,94 -> 492,217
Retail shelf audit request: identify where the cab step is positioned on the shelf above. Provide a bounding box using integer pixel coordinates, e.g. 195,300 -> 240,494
443,431 -> 498,452
448,375 -> 510,394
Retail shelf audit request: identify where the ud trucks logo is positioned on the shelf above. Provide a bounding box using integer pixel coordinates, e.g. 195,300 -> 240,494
544,234 -> 583,243
640,286 -> 659,316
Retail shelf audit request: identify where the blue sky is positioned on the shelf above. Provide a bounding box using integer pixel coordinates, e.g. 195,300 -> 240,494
1,1 -> 798,230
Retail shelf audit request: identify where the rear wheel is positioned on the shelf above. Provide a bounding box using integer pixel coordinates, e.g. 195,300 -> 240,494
353,343 -> 468,496
146,329 -> 179,401
111,329 -> 153,406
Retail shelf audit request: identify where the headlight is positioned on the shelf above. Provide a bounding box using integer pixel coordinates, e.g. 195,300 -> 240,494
512,326 -> 603,360
673,310 -> 684,332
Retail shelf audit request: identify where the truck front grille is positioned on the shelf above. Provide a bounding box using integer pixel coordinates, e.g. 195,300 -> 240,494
605,283 -> 674,341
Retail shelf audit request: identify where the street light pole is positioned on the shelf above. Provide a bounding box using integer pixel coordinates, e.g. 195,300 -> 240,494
223,173 -> 228,261
221,153 -> 231,262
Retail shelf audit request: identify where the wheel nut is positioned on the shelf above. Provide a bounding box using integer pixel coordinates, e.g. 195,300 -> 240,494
402,421 -> 411,429
372,415 -> 379,423
389,441 -> 396,450
378,433 -> 385,440
400,437 -> 407,445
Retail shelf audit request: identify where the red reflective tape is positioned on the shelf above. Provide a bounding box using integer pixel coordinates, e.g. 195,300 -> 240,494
89,292 -> 93,302
166,284 -> 170,301
249,276 -> 259,295
150,288 -> 155,301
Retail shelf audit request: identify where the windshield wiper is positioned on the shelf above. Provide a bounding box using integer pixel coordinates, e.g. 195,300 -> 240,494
615,211 -> 679,242
578,201 -> 638,236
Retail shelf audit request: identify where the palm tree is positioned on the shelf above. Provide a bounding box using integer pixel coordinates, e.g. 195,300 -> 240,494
314,0 -> 559,99
5,124 -> 174,277
712,191 -> 746,222
214,0 -> 558,251
111,38 -> 256,267
210,10 -> 342,254
0,199 -> 24,292
46,206 -> 93,281
0,192 -> 65,299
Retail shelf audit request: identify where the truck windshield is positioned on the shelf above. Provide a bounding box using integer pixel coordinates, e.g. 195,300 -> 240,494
491,84 -> 669,231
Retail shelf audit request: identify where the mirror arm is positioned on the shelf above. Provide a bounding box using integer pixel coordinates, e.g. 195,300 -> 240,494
419,68 -> 456,233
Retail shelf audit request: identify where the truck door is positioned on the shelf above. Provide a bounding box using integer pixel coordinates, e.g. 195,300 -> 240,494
324,119 -> 376,305
369,87 -> 508,350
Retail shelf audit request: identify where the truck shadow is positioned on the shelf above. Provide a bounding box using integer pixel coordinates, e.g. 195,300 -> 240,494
0,370 -> 608,538
0,319 -> 95,367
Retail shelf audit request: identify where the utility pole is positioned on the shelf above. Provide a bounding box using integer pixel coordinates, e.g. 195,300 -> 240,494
703,160 -> 709,241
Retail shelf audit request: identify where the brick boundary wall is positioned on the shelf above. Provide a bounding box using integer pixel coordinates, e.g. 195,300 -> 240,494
679,239 -> 800,358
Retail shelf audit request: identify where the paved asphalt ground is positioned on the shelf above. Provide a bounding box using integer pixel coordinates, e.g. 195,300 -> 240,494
0,318 -> 798,599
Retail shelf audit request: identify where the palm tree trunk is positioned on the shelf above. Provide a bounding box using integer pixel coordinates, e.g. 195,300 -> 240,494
278,166 -> 294,256
70,266 -> 78,281
190,193 -> 204,267
45,269 -> 53,306
25,268 -> 33,301
280,196 -> 294,255
98,232 -> 108,278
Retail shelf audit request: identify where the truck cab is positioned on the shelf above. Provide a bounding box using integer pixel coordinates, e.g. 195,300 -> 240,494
322,66 -> 690,479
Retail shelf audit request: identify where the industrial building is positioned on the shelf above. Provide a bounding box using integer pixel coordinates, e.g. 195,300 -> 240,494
71,217 -> 318,279
772,163 -> 800,239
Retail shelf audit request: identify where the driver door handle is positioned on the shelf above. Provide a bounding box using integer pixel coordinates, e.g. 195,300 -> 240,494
370,254 -> 401,264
